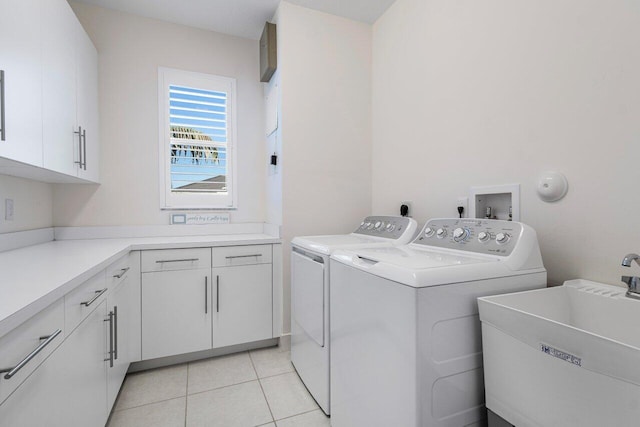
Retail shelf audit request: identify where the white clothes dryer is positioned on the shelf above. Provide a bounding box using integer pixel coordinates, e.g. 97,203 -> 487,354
329,218 -> 547,427
290,216 -> 418,415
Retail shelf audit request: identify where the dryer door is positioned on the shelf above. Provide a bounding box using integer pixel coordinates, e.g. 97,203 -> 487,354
292,250 -> 325,347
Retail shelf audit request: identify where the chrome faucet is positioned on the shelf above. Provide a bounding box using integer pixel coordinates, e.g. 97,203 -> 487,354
622,253 -> 640,267
621,253 -> 640,300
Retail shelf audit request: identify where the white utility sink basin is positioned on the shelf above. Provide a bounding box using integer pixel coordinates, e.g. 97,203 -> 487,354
478,279 -> 640,427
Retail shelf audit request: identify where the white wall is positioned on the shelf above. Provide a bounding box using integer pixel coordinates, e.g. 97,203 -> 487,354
276,2 -> 373,332
0,175 -> 52,233
54,3 -> 266,226
372,0 -> 640,286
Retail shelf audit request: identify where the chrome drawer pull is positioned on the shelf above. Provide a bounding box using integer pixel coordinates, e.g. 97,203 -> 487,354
225,254 -> 262,259
155,258 -> 199,264
113,267 -> 130,279
0,329 -> 63,379
81,288 -> 108,307
216,275 -> 220,313
104,311 -> 114,367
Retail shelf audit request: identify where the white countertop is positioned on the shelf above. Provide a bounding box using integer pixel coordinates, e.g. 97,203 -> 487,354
0,234 -> 280,338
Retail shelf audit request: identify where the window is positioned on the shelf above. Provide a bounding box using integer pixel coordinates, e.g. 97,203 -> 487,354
158,68 -> 237,209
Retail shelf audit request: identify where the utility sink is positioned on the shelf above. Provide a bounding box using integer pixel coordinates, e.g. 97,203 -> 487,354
478,279 -> 640,427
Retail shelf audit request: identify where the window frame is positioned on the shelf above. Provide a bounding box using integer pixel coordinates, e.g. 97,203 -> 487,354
158,67 -> 238,210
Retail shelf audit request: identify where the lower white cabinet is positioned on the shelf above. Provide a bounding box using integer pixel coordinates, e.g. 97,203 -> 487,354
213,264 -> 273,348
142,268 -> 212,359
140,245 -> 275,360
0,301 -> 108,427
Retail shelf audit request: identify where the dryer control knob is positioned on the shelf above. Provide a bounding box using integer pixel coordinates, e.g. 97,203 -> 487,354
436,228 -> 447,239
453,227 -> 469,242
496,232 -> 511,244
424,227 -> 435,237
478,231 -> 490,242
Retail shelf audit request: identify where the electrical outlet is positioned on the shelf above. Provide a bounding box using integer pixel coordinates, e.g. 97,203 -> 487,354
456,197 -> 468,218
401,201 -> 412,217
5,198 -> 14,221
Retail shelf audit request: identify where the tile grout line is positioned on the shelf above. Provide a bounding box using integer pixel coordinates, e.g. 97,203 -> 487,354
249,350 -> 277,423
272,407 -> 325,423
113,395 -> 187,414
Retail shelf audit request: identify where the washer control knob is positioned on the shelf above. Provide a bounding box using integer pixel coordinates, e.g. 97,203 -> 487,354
453,227 -> 469,242
374,221 -> 383,230
478,231 -> 490,243
360,222 -> 366,229
496,232 -> 511,244
386,223 -> 396,232
436,228 -> 447,239
366,222 -> 374,229
424,227 -> 435,237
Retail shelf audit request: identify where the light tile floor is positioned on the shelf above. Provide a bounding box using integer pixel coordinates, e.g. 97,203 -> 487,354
107,343 -> 331,427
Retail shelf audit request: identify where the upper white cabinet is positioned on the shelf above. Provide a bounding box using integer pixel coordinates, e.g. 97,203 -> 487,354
42,0 -> 99,182
0,0 -> 43,166
75,19 -> 100,183
0,0 -> 100,183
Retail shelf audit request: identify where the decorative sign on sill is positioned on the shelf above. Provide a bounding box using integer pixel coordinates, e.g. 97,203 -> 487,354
171,213 -> 230,225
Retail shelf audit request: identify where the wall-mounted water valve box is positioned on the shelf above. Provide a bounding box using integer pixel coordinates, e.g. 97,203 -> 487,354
469,184 -> 520,222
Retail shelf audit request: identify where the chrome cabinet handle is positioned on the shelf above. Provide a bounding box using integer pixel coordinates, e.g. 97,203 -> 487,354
0,329 -> 62,379
81,288 -> 108,307
216,275 -> 220,313
82,129 -> 87,170
205,276 -> 208,314
225,254 -> 262,260
0,70 -> 5,141
113,306 -> 118,360
155,258 -> 199,264
74,126 -> 83,167
104,311 -> 114,368
113,267 -> 130,279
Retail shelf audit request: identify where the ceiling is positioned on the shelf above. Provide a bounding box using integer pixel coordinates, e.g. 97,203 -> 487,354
72,0 -> 397,40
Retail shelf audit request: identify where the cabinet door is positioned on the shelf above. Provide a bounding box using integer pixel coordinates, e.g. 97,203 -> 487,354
76,24 -> 99,182
0,0 -> 43,165
41,0 -> 78,176
106,275 -> 131,409
142,269 -> 212,360
213,264 -> 272,348
0,301 -> 108,427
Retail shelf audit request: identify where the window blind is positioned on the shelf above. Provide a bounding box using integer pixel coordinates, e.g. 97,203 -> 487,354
169,85 -> 228,193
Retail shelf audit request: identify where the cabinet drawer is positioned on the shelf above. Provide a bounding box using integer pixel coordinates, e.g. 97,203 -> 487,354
212,245 -> 272,267
64,270 -> 107,333
0,299 -> 65,405
142,248 -> 211,272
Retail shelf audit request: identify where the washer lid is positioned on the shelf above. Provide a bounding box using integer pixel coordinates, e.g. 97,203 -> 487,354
292,234 -> 393,255
329,246 -> 531,288
345,246 -> 495,270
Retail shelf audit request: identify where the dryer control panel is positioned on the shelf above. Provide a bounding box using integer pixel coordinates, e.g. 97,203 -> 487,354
415,218 -> 523,256
354,216 -> 415,240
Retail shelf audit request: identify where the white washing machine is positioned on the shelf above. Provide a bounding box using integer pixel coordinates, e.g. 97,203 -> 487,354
290,215 -> 418,415
329,218 -> 547,427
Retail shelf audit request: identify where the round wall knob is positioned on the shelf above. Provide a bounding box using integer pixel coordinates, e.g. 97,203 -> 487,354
436,228 -> 447,239
478,231 -> 490,242
496,232 -> 511,244
424,227 -> 435,237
